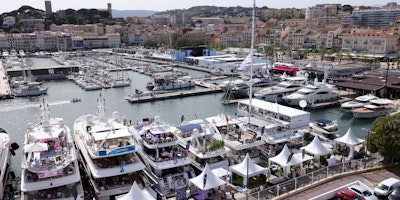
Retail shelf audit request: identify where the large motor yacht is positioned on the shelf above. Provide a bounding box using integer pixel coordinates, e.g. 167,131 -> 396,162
73,94 -> 150,200
254,76 -> 308,103
129,116 -> 194,199
282,82 -> 339,106
175,119 -> 231,172
352,98 -> 395,119
340,93 -> 378,113
20,99 -> 84,199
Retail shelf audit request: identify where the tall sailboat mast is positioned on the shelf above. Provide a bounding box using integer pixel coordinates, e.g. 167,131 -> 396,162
248,0 -> 256,120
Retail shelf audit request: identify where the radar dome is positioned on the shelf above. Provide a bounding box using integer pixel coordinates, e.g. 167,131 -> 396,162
86,115 -> 95,123
112,111 -> 120,120
154,116 -> 161,123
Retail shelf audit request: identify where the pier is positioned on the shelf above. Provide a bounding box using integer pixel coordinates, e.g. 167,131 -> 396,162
125,80 -> 222,103
0,62 -> 13,99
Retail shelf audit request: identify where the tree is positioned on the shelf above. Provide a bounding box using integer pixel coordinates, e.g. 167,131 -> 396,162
10,27 -> 20,33
143,39 -> 157,48
342,5 -> 354,13
366,114 -> 400,163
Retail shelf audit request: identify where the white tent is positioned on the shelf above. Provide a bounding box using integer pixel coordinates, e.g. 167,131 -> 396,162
229,153 -> 266,187
301,136 -> 332,167
190,163 -> 225,191
269,144 -> 313,177
115,181 -> 155,200
334,127 -> 365,158
301,136 -> 332,156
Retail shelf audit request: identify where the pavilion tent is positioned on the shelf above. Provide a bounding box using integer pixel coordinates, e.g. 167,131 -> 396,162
301,136 -> 332,156
229,153 -> 266,188
269,144 -> 313,177
115,181 -> 155,200
301,136 -> 332,167
334,127 -> 365,158
190,163 -> 225,191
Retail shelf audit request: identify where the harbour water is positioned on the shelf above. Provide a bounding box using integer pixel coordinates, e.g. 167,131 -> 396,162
0,57 -> 373,175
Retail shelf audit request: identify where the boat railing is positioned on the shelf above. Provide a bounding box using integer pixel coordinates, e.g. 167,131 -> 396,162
24,162 -> 77,183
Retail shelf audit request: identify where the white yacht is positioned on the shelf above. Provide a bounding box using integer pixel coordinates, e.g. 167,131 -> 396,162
13,81 -> 48,97
74,94 -> 150,200
20,99 -> 84,200
282,83 -> 339,106
175,119 -> 231,171
340,93 -> 378,112
205,114 -> 266,164
129,116 -> 193,199
309,118 -> 339,139
254,76 -> 308,103
218,79 -> 246,92
0,128 -> 19,200
152,74 -> 195,91
352,98 -> 395,119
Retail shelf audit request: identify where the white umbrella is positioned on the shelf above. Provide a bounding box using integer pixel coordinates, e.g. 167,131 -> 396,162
24,142 -> 48,152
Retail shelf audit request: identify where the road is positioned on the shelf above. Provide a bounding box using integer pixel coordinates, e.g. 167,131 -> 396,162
277,167 -> 400,200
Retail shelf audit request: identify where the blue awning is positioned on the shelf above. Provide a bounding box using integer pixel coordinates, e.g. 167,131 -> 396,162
177,124 -> 202,132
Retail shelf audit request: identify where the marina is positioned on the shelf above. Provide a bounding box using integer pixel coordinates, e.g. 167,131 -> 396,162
0,53 -> 386,199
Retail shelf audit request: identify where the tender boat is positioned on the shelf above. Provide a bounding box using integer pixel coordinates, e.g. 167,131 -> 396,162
73,94 -> 151,200
20,99 -> 84,199
340,93 -> 378,112
129,116 -> 194,199
309,118 -> 339,138
352,98 -> 395,119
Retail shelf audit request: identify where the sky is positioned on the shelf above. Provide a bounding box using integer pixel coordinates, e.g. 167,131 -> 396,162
0,0 -> 396,14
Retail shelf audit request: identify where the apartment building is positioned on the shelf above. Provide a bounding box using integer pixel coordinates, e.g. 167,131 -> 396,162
342,8 -> 400,27
341,31 -> 398,54
3,16 -> 16,28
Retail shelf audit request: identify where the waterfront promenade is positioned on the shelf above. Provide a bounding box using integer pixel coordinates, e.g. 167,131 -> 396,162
0,62 -> 12,99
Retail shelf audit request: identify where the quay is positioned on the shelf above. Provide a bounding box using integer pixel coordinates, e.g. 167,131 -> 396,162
125,80 -> 222,103
0,62 -> 13,99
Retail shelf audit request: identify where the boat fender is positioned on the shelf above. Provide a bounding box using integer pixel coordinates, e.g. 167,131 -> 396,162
86,126 -> 91,132
11,142 -> 19,150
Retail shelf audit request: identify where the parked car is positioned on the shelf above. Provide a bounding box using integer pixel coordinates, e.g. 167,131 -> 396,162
389,187 -> 400,200
336,189 -> 363,200
374,178 -> 400,198
348,184 -> 378,200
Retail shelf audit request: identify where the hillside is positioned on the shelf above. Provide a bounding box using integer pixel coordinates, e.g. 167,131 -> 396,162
112,10 -> 157,18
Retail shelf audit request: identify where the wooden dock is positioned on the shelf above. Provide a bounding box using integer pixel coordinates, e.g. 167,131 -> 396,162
125,88 -> 222,103
125,80 -> 222,103
306,97 -> 351,109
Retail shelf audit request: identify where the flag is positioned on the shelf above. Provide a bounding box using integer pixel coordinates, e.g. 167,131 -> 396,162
238,53 -> 252,71
180,115 -> 185,123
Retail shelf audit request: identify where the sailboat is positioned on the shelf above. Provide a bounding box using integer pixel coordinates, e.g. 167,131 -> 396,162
111,49 -> 132,88
12,58 -> 48,97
